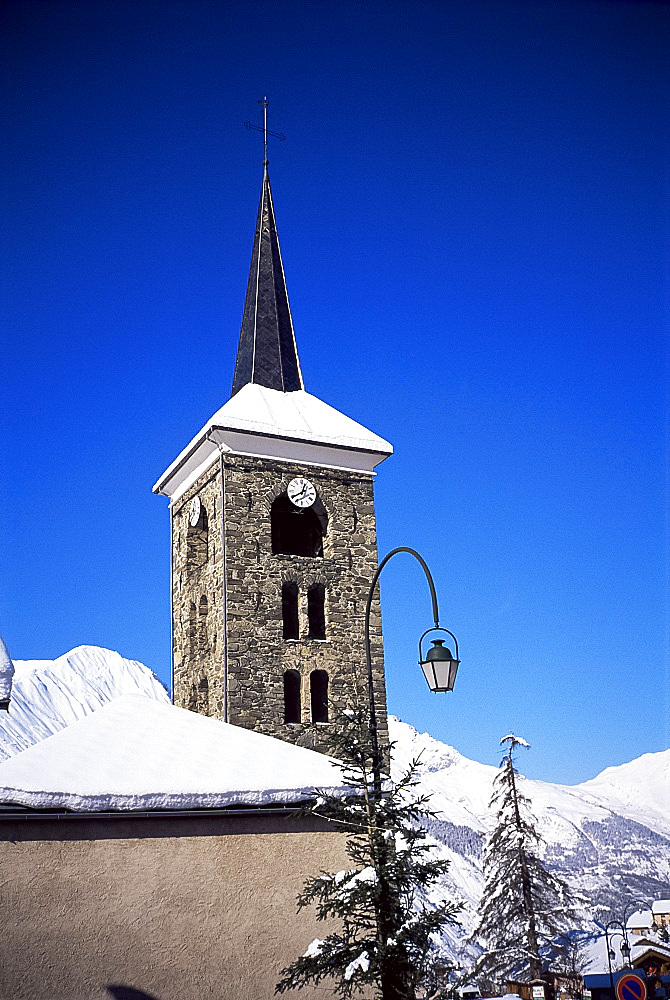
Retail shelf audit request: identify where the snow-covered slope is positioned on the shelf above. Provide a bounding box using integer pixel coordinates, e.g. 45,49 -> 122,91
389,716 -> 670,839
0,646 -> 169,760
576,751 -> 670,838
388,717 -> 670,969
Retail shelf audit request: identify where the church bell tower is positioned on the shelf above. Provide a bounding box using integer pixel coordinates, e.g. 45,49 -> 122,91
153,155 -> 392,753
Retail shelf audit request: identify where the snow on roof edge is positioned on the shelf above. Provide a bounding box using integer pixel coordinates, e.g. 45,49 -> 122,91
0,782 -> 356,814
153,385 -> 393,495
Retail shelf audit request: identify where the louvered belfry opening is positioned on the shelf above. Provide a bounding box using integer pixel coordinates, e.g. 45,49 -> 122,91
282,582 -> 299,639
271,495 -> 324,557
310,670 -> 328,723
284,669 -> 301,723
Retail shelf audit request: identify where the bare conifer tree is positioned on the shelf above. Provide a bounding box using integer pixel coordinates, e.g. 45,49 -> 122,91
471,735 -> 576,990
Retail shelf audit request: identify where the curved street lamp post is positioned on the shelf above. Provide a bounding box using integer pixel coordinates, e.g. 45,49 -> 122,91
360,547 -> 460,1000
604,923 -> 627,996
602,900 -> 653,996
363,546 -> 460,798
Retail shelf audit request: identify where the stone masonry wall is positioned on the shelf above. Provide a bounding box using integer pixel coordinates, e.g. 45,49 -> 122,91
172,452 -> 388,754
223,454 -> 388,753
172,463 -> 225,719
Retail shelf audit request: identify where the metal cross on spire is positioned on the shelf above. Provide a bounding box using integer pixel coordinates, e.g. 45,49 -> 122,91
244,97 -> 286,165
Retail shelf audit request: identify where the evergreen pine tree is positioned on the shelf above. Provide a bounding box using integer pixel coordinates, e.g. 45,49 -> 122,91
276,705 -> 462,1000
471,734 -> 576,989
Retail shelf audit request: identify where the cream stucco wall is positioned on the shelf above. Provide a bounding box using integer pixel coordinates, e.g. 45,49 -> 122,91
0,810 -> 350,1000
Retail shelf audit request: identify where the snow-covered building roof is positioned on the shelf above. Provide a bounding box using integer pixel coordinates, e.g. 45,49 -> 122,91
629,939 -> 670,968
630,937 -> 670,954
653,900 -> 670,916
153,161 -> 392,501
628,909 -> 653,930
153,383 -> 393,501
0,694 -> 349,812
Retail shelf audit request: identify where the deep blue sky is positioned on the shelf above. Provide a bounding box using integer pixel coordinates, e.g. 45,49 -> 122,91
2,0 -> 667,784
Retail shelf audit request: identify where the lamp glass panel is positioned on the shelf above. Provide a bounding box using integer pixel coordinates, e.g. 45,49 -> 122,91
421,658 -> 458,692
421,661 -> 436,691
433,659 -> 453,691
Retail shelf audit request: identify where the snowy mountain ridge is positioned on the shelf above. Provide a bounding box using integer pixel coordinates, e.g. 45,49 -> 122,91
389,715 -> 670,839
387,715 -> 670,967
576,751 -> 670,840
0,645 -> 169,760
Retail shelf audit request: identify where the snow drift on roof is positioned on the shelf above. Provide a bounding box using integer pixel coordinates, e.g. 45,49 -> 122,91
0,694 -> 350,812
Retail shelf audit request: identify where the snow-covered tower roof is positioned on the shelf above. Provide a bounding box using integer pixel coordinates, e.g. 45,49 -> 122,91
153,383 -> 393,501
0,636 -> 14,709
153,159 -> 392,502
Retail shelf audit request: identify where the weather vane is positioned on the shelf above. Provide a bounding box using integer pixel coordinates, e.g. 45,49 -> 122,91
244,97 -> 286,165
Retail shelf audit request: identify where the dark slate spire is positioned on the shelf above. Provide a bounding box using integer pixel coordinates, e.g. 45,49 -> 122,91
231,165 -> 303,397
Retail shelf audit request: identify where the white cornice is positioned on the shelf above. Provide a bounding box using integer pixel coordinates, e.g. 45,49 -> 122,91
153,384 -> 392,501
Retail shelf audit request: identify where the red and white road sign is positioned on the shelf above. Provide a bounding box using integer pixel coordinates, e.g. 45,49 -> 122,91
616,972 -> 647,1000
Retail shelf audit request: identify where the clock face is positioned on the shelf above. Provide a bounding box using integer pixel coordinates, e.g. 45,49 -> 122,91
287,477 -> 317,509
188,495 -> 202,526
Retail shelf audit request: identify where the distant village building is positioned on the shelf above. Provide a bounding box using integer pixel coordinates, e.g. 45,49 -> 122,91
627,904 -> 670,993
153,161 -> 392,753
627,902 -> 670,937
585,904 -> 670,1000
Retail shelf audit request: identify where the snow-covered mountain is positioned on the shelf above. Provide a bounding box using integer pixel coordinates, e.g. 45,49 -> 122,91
0,645 -> 169,759
1,647 -> 667,972
388,716 -> 670,968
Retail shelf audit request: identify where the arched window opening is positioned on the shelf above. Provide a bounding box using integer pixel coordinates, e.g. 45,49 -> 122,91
307,583 -> 326,639
310,670 -> 328,724
284,670 -> 301,724
197,675 -> 209,716
188,602 -> 197,659
282,582 -> 299,640
271,495 -> 327,557
198,595 -> 209,654
186,503 -> 209,572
